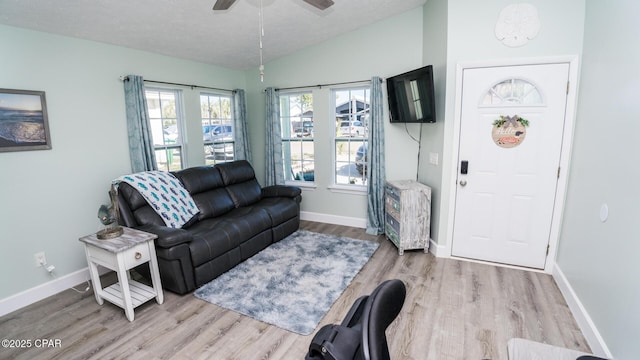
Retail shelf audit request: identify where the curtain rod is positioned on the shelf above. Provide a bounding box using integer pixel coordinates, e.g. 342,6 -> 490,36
120,76 -> 235,93
274,78 -> 379,92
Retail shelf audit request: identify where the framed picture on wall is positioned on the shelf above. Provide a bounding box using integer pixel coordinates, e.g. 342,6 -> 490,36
0,88 -> 51,152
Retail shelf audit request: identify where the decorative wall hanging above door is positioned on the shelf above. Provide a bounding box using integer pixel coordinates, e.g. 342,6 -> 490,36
495,3 -> 541,47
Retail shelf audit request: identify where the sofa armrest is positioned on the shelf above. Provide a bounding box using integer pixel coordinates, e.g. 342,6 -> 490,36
262,185 -> 302,199
136,224 -> 194,248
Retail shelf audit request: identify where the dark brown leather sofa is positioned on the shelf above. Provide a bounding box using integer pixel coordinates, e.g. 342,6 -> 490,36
117,160 -> 302,294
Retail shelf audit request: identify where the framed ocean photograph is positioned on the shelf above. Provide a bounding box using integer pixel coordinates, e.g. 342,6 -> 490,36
0,88 -> 51,152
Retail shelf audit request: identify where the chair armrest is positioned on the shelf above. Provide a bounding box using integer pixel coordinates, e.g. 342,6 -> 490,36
262,185 -> 302,199
136,224 -> 194,248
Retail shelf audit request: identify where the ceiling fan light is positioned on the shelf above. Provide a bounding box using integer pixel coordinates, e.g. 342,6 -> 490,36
213,0 -> 237,11
302,0 -> 335,10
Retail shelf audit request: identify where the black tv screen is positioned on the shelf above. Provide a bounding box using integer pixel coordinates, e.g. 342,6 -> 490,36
387,65 -> 436,123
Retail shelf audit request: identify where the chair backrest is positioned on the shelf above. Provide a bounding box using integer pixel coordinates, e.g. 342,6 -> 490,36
361,279 -> 406,360
305,279 -> 406,360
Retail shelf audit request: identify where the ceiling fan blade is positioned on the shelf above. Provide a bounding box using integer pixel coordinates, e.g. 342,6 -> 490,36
302,0 -> 335,10
213,0 -> 237,10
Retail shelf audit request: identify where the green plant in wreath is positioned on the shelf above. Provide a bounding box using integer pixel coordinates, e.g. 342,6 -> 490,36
492,115 -> 529,128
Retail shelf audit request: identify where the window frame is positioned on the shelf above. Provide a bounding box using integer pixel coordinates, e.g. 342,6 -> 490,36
480,78 -> 545,107
200,91 -> 235,166
331,86 -> 370,191
279,90 -> 316,187
145,87 -> 186,172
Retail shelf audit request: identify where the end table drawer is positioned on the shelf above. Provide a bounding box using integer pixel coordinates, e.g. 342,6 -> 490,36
87,243 -> 151,269
123,243 -> 151,269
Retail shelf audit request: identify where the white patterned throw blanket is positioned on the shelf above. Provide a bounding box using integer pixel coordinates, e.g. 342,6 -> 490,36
117,171 -> 199,228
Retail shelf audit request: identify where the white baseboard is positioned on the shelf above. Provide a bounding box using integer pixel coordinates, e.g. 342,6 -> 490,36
552,264 -> 612,358
300,211 -> 367,229
428,238 -> 446,257
300,213 -> 442,258
0,267 -> 93,317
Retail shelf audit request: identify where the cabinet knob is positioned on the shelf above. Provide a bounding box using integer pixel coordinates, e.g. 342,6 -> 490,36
135,252 -> 142,260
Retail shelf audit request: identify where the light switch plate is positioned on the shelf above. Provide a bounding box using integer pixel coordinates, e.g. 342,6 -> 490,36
429,152 -> 439,165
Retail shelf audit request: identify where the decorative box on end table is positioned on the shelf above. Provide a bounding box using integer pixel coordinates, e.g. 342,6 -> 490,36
79,227 -> 163,321
385,180 -> 431,255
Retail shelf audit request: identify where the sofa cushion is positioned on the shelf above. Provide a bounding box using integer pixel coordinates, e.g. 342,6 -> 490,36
174,166 -> 223,194
217,160 -> 262,207
188,218 -> 238,266
174,166 -> 235,221
187,207 -> 272,266
226,180 -> 263,207
217,160 -> 256,184
256,197 -> 300,224
117,182 -> 165,226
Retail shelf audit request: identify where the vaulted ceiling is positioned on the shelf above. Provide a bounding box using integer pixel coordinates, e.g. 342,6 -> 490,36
0,0 -> 427,70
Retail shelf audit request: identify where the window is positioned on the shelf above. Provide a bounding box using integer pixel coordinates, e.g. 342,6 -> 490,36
201,93 -> 234,165
145,88 -> 184,171
280,92 -> 314,183
334,88 -> 370,186
482,78 -> 543,106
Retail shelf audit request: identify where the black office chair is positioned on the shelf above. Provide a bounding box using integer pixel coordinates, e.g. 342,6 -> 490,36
306,279 -> 406,360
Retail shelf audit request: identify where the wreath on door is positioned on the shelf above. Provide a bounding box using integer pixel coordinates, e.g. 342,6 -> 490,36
492,115 -> 529,148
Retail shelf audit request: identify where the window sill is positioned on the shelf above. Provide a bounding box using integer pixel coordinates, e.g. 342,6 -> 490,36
285,181 -> 317,190
327,184 -> 367,196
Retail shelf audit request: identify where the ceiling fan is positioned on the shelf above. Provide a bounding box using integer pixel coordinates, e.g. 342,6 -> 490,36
213,0 -> 335,11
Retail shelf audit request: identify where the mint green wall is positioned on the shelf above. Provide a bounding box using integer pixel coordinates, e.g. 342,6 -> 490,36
418,0 -> 448,243
557,1 -> 640,358
245,9 -> 425,219
0,25 -> 246,299
437,0 -> 585,246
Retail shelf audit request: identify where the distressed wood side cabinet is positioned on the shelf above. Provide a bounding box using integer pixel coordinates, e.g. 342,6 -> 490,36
384,180 -> 431,255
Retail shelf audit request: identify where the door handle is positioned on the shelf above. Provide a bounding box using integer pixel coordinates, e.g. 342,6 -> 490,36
459,179 -> 467,187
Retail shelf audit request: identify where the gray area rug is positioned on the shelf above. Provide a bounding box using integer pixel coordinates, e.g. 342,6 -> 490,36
194,230 -> 379,335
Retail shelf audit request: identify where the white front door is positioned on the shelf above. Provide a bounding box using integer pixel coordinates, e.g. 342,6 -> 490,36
452,63 -> 570,269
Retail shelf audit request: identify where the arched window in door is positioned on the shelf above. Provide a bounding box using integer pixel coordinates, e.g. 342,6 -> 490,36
481,78 -> 543,106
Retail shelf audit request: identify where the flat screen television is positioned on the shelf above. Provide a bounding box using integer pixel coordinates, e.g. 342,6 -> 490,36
387,65 -> 436,123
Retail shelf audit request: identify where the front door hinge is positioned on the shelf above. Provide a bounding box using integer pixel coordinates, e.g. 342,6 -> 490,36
566,81 -> 570,94
557,166 -> 561,179
546,244 -> 550,256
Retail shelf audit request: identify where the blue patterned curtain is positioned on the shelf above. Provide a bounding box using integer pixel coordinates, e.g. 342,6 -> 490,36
265,88 -> 284,185
366,77 -> 386,235
232,89 -> 252,162
123,75 -> 157,172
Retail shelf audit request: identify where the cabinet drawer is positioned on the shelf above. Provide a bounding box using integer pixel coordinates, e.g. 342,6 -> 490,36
385,223 -> 400,247
385,185 -> 400,202
385,196 -> 401,214
385,213 -> 400,233
123,243 -> 151,269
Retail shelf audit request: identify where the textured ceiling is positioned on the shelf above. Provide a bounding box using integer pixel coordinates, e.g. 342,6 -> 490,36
0,0 -> 427,70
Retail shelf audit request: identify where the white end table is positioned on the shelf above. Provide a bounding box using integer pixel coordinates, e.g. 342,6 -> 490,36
79,227 -> 164,321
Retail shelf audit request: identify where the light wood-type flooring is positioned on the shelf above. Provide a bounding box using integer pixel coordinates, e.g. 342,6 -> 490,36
1,221 -> 591,359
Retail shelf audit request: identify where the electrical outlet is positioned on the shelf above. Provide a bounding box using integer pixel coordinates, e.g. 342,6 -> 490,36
34,252 -> 46,267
